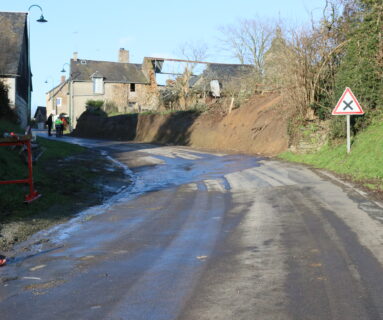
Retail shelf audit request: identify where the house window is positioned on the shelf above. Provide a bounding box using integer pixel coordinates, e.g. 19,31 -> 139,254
56,97 -> 62,107
128,102 -> 137,109
130,83 -> 136,92
93,77 -> 104,94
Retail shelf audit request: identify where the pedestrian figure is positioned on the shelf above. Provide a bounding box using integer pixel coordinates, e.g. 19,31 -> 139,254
61,117 -> 68,133
55,117 -> 63,137
0,254 -> 6,267
46,114 -> 53,136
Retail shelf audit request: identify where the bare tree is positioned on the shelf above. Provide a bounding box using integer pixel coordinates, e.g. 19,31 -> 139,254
218,18 -> 274,76
274,0 -> 349,125
163,41 -> 210,110
177,40 -> 209,72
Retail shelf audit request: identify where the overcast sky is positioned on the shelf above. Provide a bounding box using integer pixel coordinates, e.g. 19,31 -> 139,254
2,0 -> 326,113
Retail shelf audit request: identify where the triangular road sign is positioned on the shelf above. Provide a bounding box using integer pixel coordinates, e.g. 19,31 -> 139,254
332,87 -> 364,115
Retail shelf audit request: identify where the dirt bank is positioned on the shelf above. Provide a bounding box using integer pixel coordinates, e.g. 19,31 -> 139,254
73,93 -> 292,156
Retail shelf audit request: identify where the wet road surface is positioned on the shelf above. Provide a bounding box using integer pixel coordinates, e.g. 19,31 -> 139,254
1,136 -> 383,319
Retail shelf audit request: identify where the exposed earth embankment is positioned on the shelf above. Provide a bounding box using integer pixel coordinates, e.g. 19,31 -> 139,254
73,94 -> 292,156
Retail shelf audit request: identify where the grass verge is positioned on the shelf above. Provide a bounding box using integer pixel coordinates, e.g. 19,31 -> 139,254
279,120 -> 383,192
0,120 -> 129,251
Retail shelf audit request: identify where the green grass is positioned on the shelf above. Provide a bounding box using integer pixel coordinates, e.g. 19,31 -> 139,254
102,105 -> 209,118
0,119 -> 129,249
37,136 -> 84,159
0,119 -> 101,224
130,106 -> 207,117
279,120 -> 383,190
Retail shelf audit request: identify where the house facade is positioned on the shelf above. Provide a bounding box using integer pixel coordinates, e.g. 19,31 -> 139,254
33,106 -> 46,129
46,76 -> 70,118
46,50 -> 257,128
192,63 -> 256,97
47,49 -> 159,128
0,12 -> 30,128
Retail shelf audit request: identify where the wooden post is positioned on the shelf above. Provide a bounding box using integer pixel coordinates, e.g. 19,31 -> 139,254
229,97 -> 234,114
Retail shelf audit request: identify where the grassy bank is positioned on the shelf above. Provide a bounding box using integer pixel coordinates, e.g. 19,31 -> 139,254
279,120 -> 383,191
0,120 -> 128,250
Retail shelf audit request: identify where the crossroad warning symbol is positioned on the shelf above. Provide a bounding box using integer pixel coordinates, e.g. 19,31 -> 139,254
332,87 -> 364,115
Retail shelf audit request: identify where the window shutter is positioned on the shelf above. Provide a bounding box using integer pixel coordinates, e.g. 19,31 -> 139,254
94,78 -> 104,94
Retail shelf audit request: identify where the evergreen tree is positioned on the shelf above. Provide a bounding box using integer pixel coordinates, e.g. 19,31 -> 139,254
334,0 -> 383,132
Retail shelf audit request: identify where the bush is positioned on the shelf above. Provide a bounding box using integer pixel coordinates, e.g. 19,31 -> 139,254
0,81 -> 16,122
333,0 -> 382,135
329,117 -> 346,139
86,99 -> 104,109
85,100 -> 105,115
104,101 -> 118,114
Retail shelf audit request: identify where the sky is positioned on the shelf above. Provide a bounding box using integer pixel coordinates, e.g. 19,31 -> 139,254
2,0 -> 326,114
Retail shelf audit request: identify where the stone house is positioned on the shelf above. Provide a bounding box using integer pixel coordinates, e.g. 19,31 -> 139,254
151,58 -> 256,109
190,63 -> 255,98
33,106 -> 46,129
45,75 -> 69,117
0,12 -> 30,128
47,49 -> 159,128
263,27 -> 290,88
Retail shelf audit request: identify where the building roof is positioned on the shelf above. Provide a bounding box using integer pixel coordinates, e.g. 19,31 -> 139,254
190,63 -> 255,89
70,59 -> 148,84
189,75 -> 201,87
0,12 -> 27,76
34,106 -> 46,120
46,79 -> 68,100
203,63 -> 255,81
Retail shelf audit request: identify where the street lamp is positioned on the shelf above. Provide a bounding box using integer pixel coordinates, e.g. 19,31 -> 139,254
36,14 -> 48,23
27,4 -> 47,126
61,63 -> 70,73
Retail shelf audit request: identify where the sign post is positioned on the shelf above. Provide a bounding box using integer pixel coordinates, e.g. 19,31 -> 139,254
346,114 -> 351,153
332,87 -> 364,154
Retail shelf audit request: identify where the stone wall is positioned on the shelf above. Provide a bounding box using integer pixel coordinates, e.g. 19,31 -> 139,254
72,111 -> 138,140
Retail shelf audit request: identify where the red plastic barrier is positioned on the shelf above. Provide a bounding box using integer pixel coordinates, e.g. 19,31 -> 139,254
0,136 -> 41,203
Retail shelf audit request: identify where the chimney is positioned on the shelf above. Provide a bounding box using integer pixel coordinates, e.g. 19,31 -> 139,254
61,75 -> 66,83
118,48 -> 129,63
73,52 -> 78,61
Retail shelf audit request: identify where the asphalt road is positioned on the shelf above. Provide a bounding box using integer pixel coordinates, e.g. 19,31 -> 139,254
1,137 -> 383,320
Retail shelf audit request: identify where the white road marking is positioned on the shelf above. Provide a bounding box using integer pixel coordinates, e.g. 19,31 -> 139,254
171,151 -> 201,160
204,179 -> 226,192
179,183 -> 198,192
225,171 -> 255,191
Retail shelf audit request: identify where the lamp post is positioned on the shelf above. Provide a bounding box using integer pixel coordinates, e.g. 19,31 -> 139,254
44,76 -> 55,115
27,5 -> 47,126
61,63 -> 73,131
